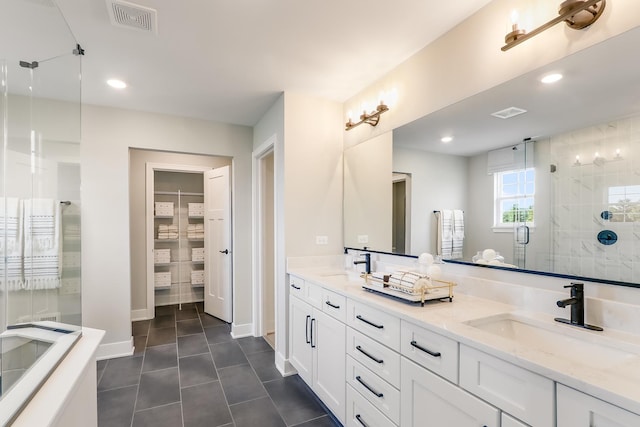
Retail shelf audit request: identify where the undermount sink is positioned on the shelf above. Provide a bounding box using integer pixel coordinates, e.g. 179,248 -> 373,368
316,270 -> 362,281
465,313 -> 640,372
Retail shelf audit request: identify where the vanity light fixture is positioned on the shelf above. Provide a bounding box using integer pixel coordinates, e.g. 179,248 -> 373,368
107,78 -> 127,89
345,101 -> 389,131
502,0 -> 606,52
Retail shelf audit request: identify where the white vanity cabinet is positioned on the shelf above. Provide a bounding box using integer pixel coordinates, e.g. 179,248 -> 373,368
289,277 -> 346,424
401,357 -> 500,427
557,384 -> 640,427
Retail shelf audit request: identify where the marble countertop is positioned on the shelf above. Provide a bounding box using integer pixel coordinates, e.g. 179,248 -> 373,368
288,266 -> 640,416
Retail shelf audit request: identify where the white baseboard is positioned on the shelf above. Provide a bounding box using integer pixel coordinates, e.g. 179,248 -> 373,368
131,309 -> 151,322
230,322 -> 253,338
275,351 -> 297,377
95,338 -> 134,360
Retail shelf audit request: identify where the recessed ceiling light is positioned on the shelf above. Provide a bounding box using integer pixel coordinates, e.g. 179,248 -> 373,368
441,136 -> 453,143
541,73 -> 563,84
107,79 -> 127,89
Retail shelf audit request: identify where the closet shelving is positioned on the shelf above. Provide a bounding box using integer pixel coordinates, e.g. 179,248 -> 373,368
153,187 -> 205,307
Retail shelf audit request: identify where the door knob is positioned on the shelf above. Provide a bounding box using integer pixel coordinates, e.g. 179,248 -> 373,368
219,249 -> 229,254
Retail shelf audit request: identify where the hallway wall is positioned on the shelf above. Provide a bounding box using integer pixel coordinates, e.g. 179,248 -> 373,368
81,105 -> 252,357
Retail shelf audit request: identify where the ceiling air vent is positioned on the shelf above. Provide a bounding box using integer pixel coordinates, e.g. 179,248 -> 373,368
491,107 -> 527,119
107,0 -> 157,34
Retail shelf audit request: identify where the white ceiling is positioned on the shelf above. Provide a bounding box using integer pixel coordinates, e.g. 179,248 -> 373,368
23,0 -> 492,126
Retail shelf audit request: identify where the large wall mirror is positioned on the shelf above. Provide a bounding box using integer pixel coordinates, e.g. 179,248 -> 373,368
344,26 -> 640,287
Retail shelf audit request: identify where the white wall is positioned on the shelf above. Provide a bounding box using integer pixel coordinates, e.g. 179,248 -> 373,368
393,146 -> 468,256
81,105 -> 252,356
344,0 -> 640,148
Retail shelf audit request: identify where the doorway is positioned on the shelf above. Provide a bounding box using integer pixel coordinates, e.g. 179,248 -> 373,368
253,138 -> 276,349
392,173 -> 412,254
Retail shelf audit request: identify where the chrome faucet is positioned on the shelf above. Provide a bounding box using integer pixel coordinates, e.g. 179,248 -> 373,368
554,282 -> 603,331
353,253 -> 371,274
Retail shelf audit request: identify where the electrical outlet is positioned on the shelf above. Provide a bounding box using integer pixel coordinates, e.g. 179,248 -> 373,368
357,235 -> 369,244
315,235 -> 328,245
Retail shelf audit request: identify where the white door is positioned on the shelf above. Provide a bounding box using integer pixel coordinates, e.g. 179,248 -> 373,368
204,166 -> 232,322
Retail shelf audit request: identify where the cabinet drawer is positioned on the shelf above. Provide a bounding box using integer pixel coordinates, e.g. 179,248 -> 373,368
401,357 -> 499,427
346,356 -> 400,425
557,384 -> 640,427
322,288 -> 347,322
305,282 -> 323,309
346,384 -> 397,427
289,275 -> 305,299
347,300 -> 400,351
459,345 -> 554,427
347,328 -> 400,388
401,320 -> 459,383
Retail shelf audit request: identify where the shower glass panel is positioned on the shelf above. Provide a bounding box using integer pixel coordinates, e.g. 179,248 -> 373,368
0,0 -> 82,421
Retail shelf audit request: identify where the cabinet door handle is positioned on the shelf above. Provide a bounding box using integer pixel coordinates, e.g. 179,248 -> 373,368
291,284 -> 301,290
219,249 -> 229,254
355,375 -> 383,398
356,314 -> 384,329
356,345 -> 383,364
310,318 -> 316,348
355,414 -> 369,427
305,315 -> 311,344
410,340 -> 441,358
325,300 -> 340,309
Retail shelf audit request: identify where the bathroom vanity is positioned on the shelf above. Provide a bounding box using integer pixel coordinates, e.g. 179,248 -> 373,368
287,258 -> 640,427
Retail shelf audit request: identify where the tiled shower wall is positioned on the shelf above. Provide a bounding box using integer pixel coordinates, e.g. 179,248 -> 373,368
549,114 -> 640,283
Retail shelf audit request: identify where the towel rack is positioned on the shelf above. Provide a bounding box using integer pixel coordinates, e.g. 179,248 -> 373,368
433,210 -> 464,214
60,201 -> 71,205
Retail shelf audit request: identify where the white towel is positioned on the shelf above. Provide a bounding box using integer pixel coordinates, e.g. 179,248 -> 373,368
452,210 -> 464,260
0,198 -> 24,290
435,210 -> 453,259
22,199 -> 62,290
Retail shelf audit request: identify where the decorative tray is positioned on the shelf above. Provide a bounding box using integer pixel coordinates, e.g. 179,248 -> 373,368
361,273 -> 455,306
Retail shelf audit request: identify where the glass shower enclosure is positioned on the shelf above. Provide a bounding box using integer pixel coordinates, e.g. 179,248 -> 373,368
0,0 -> 82,423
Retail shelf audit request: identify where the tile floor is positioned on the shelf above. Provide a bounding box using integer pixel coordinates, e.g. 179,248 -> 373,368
97,303 -> 341,427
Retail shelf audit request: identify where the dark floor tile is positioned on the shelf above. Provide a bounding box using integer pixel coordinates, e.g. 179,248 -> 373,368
204,324 -> 233,344
210,341 -> 248,369
264,375 -> 327,426
292,415 -> 342,427
247,349 -> 281,382
175,306 -> 199,321
179,353 -> 218,387
96,359 -> 108,383
143,344 -> 177,372
133,335 -> 148,355
178,333 -> 209,357
182,381 -> 232,427
155,305 -> 176,316
194,301 -> 204,312
98,355 -> 143,391
200,313 -> 226,328
151,314 -> 175,329
147,326 -> 176,347
98,384 -> 138,427
136,367 -> 180,411
229,396 -> 286,427
132,320 -> 150,336
218,363 -> 266,405
237,336 -> 273,355
176,318 -> 203,336
132,402 -> 183,427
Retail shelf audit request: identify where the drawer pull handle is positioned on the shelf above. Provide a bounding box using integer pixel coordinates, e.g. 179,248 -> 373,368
291,284 -> 301,290
305,315 -> 311,344
325,300 -> 340,309
355,414 -> 369,427
356,314 -> 384,329
310,318 -> 316,348
356,345 -> 383,364
356,375 -> 384,398
410,340 -> 441,358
